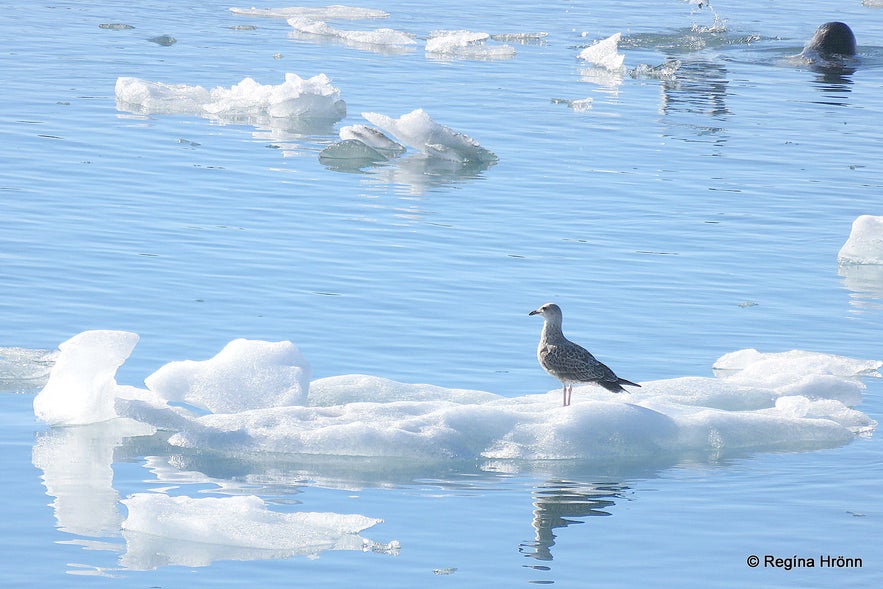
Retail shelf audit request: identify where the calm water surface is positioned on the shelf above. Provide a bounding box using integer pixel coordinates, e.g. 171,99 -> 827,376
1,0 -> 882,587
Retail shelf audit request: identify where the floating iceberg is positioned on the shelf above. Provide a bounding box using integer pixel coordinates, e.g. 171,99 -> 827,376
578,32 -> 625,70
230,5 -> 389,19
287,17 -> 416,46
361,109 -> 498,165
425,30 -> 516,60
838,215 -> 883,265
33,330 -> 879,463
115,73 -> 346,122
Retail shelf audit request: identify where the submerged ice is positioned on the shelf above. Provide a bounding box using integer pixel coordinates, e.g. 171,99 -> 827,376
34,331 -> 879,463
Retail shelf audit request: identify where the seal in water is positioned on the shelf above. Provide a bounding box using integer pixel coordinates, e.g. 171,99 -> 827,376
803,22 -> 856,58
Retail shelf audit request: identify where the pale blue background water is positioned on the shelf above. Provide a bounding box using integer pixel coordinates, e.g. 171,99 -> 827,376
1,0 -> 882,587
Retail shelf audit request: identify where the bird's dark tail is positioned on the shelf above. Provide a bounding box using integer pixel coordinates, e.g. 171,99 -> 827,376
600,378 -> 641,393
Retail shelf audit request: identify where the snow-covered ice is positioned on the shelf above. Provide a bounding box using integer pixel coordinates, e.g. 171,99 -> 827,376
115,73 -> 346,121
838,215 -> 883,265
578,33 -> 625,70
33,330 -> 879,463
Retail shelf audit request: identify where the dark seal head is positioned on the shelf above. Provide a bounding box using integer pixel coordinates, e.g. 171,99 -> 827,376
804,22 -> 856,57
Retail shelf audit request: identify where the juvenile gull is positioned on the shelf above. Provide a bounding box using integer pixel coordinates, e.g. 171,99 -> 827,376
529,303 -> 640,406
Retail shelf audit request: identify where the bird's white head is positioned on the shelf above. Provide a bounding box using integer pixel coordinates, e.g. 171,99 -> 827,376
529,303 -> 562,321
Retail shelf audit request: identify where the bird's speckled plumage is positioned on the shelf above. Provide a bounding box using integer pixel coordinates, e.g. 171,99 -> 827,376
529,303 -> 640,405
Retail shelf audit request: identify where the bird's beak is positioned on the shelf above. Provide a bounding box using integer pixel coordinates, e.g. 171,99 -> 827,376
528,309 -> 540,316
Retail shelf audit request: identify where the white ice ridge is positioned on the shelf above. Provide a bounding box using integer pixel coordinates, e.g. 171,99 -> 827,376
425,30 -> 516,60
119,494 -> 390,569
578,32 -> 625,70
230,5 -> 389,19
287,17 -> 416,46
838,215 -> 883,265
115,73 -> 346,120
34,331 -> 880,461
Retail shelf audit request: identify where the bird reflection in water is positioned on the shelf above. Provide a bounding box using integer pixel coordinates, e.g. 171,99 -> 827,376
519,480 -> 629,562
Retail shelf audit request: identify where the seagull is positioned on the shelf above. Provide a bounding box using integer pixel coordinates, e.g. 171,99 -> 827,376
529,303 -> 640,406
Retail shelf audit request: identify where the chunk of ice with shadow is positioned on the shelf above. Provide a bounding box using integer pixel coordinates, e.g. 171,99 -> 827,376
362,109 -> 497,164
425,30 -> 516,60
838,215 -> 883,265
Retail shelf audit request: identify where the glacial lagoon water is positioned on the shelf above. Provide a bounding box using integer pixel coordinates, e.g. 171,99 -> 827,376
2,0 -> 883,587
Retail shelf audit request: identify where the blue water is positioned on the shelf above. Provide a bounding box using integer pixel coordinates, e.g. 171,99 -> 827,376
2,0 -> 882,586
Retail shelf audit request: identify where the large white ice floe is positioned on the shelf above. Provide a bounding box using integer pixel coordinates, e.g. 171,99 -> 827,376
119,494 -> 390,569
34,330 -> 879,462
115,73 -> 346,121
838,215 -> 883,265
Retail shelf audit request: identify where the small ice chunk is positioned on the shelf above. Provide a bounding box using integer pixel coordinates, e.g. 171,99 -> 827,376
99,23 -> 135,30
120,494 -> 383,569
426,30 -> 490,52
551,97 -> 594,112
425,30 -> 515,60
230,5 -> 389,19
838,215 -> 883,265
116,73 -> 345,121
361,109 -> 497,164
578,33 -> 625,70
148,35 -> 177,46
490,32 -> 548,44
287,17 -> 416,46
145,339 -> 310,414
